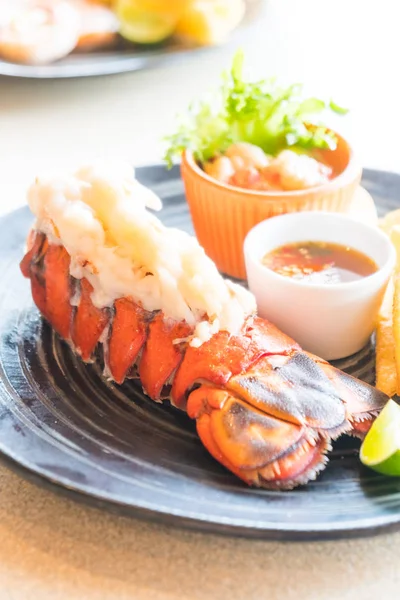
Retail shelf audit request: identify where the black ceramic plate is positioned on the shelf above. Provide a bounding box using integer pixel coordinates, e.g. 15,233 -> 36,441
1,166 -> 400,541
0,0 -> 261,79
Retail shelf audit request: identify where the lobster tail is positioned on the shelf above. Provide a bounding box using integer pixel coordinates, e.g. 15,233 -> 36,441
187,385 -> 330,489
20,231 -> 388,490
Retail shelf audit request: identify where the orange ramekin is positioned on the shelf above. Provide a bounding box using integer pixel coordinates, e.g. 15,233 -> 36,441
181,131 -> 362,279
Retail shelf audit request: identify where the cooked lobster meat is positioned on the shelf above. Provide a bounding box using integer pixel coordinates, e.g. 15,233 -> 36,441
20,162 -> 388,489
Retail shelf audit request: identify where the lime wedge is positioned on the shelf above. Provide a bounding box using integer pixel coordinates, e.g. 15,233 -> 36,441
360,399 -> 400,476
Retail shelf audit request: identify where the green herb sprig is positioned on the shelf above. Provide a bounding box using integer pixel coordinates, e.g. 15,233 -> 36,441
164,50 -> 348,167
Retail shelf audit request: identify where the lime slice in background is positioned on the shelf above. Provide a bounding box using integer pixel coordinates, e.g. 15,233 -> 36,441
360,399 -> 400,476
116,0 -> 178,44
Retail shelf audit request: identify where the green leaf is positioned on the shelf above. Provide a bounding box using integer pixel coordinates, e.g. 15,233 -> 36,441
163,52 -> 348,166
231,48 -> 244,82
297,97 -> 326,115
329,99 -> 349,114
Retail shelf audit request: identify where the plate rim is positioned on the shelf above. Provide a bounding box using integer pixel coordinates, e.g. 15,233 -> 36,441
0,44 -> 211,80
2,441 -> 400,542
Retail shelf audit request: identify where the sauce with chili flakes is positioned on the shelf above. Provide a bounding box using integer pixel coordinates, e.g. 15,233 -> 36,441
262,241 -> 378,284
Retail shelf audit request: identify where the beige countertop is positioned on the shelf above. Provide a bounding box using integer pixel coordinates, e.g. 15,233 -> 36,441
1,1 -> 400,598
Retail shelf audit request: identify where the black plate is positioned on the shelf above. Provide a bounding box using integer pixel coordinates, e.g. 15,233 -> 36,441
1,166 -> 400,541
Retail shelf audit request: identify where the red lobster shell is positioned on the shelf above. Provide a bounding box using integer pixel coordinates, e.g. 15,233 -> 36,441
20,230 -> 388,489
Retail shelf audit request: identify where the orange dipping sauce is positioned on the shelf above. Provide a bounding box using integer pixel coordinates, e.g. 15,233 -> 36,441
262,241 -> 378,284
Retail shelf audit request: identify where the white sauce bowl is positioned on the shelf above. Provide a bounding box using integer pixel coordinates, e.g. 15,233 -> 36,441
244,211 -> 396,360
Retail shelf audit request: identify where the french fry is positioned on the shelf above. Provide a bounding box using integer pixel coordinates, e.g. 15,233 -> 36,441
393,274 -> 400,396
376,277 -> 397,397
390,226 -> 400,396
375,211 -> 400,397
379,209 -> 400,236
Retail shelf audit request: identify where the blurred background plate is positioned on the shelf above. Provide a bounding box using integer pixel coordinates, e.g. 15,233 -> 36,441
0,0 -> 262,79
